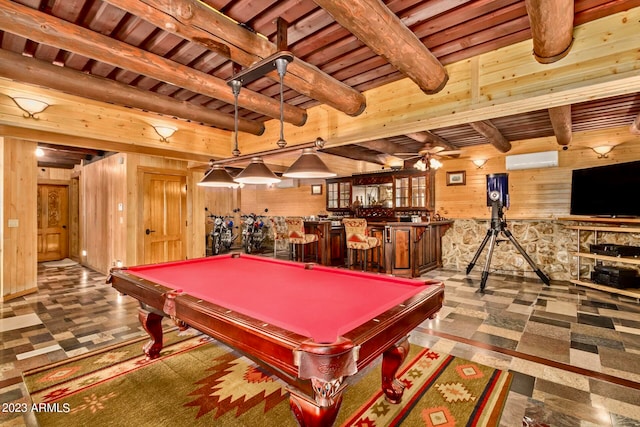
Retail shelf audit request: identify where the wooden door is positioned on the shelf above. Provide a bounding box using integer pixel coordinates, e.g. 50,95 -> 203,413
37,185 -> 69,262
143,173 -> 187,264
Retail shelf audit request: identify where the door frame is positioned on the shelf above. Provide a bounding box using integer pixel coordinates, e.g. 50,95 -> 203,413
137,167 -> 189,264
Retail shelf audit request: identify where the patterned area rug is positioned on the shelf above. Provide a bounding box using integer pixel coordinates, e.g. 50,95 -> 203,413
23,330 -> 512,426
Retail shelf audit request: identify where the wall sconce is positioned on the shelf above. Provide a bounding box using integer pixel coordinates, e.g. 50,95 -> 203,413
472,159 -> 488,168
35,147 -> 45,157
10,96 -> 50,119
152,125 -> 177,142
591,145 -> 614,158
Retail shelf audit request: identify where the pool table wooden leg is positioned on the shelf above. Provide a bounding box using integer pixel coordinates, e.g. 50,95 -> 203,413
289,388 -> 342,427
381,336 -> 410,404
138,308 -> 163,360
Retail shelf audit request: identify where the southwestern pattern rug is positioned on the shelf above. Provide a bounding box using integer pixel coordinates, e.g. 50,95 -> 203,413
23,330 -> 512,426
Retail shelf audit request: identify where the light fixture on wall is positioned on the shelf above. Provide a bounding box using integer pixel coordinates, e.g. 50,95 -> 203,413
226,51 -> 294,183
10,96 -> 50,119
591,145 -> 614,158
234,157 -> 281,185
197,161 -> 239,188
152,125 -> 177,142
35,147 -> 45,157
283,138 -> 336,178
472,159 -> 488,168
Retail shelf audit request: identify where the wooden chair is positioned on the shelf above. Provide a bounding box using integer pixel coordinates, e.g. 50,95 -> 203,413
285,217 -> 319,262
342,218 -> 381,271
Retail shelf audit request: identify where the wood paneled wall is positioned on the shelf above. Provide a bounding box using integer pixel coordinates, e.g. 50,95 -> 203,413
240,183 -> 328,217
81,154 -> 128,273
1,138 -> 37,301
434,127 -> 640,220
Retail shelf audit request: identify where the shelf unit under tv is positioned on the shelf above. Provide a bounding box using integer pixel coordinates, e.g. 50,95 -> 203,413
562,217 -> 640,300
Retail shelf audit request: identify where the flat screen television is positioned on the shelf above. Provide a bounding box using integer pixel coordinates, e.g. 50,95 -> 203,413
570,160 -> 640,217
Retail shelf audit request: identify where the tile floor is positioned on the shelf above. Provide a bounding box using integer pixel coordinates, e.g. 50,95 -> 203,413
2,260 -> 640,426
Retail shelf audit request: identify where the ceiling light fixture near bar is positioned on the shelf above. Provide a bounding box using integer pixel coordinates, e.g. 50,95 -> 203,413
234,157 -> 281,185
283,138 -> 336,178
198,163 -> 239,188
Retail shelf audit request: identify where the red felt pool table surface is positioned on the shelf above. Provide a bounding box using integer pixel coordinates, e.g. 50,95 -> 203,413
126,254 -> 432,343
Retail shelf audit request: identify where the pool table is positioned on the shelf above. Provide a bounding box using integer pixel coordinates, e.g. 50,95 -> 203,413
107,253 -> 444,427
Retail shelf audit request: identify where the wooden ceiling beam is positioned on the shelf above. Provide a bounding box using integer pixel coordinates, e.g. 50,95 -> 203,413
322,146 -> 386,165
104,0 -> 366,117
404,131 -> 457,151
356,139 -> 403,154
37,161 -> 77,170
525,0 -> 574,63
548,105 -> 572,145
0,0 -> 306,126
0,50 -> 265,135
469,121 -> 512,153
38,143 -> 103,157
312,0 -> 448,94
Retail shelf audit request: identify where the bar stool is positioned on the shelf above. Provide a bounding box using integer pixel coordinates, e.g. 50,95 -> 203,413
342,218 -> 381,271
269,217 -> 288,259
285,217 -> 319,262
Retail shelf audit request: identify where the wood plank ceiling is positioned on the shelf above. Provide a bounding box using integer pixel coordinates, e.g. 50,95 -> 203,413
1,0 -> 639,167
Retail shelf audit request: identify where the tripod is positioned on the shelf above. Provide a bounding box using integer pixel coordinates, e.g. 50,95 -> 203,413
466,200 -> 550,291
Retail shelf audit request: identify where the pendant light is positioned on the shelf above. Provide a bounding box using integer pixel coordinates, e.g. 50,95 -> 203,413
198,163 -> 239,188
283,137 -> 335,178
283,148 -> 336,178
234,157 -> 281,185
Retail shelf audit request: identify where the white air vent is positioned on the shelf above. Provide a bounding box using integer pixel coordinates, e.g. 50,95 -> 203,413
505,151 -> 558,170
275,178 -> 298,189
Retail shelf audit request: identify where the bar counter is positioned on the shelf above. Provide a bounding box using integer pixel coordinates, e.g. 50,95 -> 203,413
302,219 -> 452,277
368,221 -> 453,277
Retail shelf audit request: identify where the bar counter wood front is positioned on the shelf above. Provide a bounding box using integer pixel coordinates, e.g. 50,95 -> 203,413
300,219 -> 451,277
368,221 -> 453,277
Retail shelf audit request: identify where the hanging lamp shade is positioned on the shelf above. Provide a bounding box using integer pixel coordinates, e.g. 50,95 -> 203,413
197,165 -> 239,188
283,148 -> 336,178
234,157 -> 281,185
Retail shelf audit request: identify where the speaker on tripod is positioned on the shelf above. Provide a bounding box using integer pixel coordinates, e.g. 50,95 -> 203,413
466,173 -> 550,291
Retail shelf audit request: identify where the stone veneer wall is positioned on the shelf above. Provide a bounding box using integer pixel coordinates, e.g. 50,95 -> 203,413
441,219 -> 567,281
442,219 -> 640,282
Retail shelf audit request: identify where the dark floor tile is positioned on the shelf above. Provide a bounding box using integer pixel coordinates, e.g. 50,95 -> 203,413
570,333 -> 624,351
578,312 -> 615,329
589,378 -> 640,406
469,331 -> 519,350
570,341 -> 598,354
517,332 -> 570,363
28,333 -> 55,344
486,311 -> 528,332
599,346 -> 640,375
528,315 -> 571,329
535,379 -> 591,404
509,371 -> 536,397
581,300 -> 619,310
